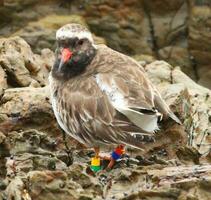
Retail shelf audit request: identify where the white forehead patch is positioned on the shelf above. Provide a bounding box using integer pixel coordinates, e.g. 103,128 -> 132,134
56,29 -> 94,43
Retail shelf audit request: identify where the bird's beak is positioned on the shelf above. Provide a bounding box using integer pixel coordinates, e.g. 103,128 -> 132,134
58,48 -> 73,71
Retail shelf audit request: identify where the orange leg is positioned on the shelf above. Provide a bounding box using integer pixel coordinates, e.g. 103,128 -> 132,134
107,158 -> 115,169
94,146 -> 100,158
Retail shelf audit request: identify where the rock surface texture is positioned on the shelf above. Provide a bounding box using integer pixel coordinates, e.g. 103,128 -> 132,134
0,0 -> 211,88
0,36 -> 211,199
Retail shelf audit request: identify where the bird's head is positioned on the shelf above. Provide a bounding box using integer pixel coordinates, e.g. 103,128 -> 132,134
52,23 -> 96,79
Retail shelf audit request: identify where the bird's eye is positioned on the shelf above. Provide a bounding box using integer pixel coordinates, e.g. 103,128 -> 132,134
77,39 -> 84,46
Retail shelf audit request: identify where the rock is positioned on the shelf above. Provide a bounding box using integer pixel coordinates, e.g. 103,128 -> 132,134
0,86 -> 54,132
0,36 -> 51,87
176,146 -> 201,164
0,37 -> 33,87
84,0 -> 153,55
145,61 -> 173,86
12,14 -> 105,53
12,15 -> 87,53
5,177 -> 26,200
105,164 -> 211,199
5,129 -> 67,170
40,48 -> 55,71
188,1 -> 211,88
158,46 -> 196,79
198,67 -> 211,89
0,0 -> 69,37
67,162 -> 102,194
0,66 -> 7,97
143,0 -> 187,48
28,171 -> 69,200
0,131 -> 6,144
27,170 -> 101,200
146,61 -> 211,155
83,0 -> 201,85
133,54 -> 156,66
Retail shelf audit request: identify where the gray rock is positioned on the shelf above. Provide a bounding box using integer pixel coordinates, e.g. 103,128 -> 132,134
0,37 -> 51,87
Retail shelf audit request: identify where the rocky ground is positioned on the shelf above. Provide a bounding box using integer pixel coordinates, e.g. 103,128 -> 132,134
0,36 -> 211,200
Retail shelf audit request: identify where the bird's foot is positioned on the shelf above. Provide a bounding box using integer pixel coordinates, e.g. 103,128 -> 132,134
88,145 -> 125,174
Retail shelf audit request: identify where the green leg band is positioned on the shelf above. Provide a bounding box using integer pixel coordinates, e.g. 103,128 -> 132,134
90,165 -> 101,172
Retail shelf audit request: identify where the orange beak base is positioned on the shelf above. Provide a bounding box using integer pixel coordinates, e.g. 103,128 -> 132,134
61,48 -> 72,63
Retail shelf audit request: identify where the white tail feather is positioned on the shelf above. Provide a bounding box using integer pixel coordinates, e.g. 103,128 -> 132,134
116,107 -> 159,133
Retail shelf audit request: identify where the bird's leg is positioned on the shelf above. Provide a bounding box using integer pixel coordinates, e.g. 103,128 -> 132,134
107,157 -> 115,169
90,145 -> 125,172
106,144 -> 125,170
94,146 -> 100,158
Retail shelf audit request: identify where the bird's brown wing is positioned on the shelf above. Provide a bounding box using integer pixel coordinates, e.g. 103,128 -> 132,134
92,45 -> 181,125
57,77 -> 153,149
94,72 -> 160,133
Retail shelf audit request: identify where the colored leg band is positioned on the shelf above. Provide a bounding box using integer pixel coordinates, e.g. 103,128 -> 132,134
90,165 -> 101,172
111,151 -> 121,160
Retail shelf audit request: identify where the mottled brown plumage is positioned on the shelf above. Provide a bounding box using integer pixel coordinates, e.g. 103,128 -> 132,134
49,24 -> 180,150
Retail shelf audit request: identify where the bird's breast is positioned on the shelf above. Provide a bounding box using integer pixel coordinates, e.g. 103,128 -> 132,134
49,75 -> 80,139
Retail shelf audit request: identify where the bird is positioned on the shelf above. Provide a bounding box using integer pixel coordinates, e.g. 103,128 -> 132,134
49,23 -> 181,170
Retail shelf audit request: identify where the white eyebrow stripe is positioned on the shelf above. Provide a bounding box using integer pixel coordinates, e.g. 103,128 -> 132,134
56,30 -> 94,43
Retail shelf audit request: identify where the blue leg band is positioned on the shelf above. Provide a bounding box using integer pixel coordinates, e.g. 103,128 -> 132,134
111,151 -> 121,160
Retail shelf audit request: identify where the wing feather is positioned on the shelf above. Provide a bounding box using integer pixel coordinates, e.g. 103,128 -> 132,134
94,71 -> 160,133
93,45 -> 181,126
